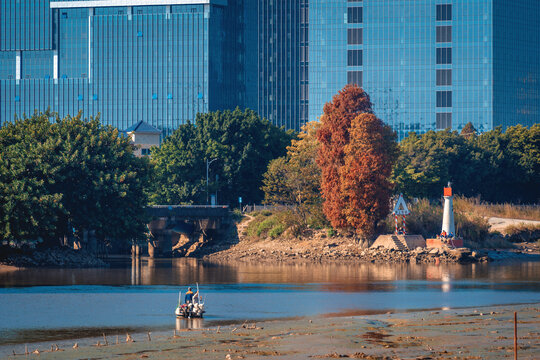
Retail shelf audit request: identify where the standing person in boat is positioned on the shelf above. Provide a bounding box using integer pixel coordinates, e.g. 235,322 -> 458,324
184,287 -> 198,304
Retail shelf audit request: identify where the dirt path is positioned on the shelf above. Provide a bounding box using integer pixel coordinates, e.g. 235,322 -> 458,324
488,217 -> 540,233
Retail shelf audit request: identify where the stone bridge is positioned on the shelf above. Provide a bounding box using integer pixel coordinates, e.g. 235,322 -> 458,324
145,205 -> 230,257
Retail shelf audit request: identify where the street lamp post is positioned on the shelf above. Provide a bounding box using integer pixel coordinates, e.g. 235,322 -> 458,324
206,158 -> 217,205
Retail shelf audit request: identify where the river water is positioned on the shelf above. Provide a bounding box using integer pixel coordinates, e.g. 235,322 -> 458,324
1,258 -> 540,352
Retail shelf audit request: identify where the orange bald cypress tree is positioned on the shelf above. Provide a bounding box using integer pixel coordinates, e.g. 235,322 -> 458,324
316,85 -> 373,229
341,113 -> 398,236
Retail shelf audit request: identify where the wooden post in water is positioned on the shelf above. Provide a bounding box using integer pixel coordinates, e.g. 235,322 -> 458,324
514,311 -> 517,360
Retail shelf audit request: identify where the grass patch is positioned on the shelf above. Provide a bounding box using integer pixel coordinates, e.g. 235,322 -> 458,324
257,217 -> 279,236
243,204 -> 329,240
454,196 -> 540,221
268,224 -> 285,239
503,223 -> 540,242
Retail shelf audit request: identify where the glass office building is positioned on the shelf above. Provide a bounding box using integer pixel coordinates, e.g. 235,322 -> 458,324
308,0 -> 539,139
0,0 -> 243,135
1,1 -> 539,137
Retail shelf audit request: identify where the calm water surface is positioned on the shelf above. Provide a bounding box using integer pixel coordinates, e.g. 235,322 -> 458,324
1,258 -> 540,350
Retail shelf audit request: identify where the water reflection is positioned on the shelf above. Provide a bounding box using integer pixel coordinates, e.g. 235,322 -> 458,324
176,317 -> 203,331
1,258 -> 540,350
1,257 -> 540,288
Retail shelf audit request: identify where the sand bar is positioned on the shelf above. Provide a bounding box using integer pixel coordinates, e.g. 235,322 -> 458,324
4,303 -> 539,359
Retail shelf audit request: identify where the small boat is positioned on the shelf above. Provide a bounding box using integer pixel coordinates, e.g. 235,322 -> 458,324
175,284 -> 205,318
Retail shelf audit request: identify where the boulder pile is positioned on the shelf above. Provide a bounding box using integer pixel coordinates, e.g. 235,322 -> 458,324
2,247 -> 108,268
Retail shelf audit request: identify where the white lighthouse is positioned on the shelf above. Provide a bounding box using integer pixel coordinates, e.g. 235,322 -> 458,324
441,182 -> 455,236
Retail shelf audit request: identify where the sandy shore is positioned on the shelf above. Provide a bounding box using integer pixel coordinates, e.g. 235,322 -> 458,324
5,303 -> 539,360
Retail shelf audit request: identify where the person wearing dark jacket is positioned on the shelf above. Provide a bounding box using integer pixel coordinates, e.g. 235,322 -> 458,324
185,287 -> 194,303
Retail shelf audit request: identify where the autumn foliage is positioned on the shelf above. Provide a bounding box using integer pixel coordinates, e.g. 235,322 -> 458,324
317,85 -> 397,236
341,113 -> 398,236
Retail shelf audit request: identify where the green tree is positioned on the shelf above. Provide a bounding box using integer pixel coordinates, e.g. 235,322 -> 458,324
52,114 -> 151,244
262,121 -> 321,207
0,112 -> 63,247
0,111 -> 151,249
475,125 -> 539,202
393,124 -> 539,203
393,130 -> 483,199
151,108 -> 294,205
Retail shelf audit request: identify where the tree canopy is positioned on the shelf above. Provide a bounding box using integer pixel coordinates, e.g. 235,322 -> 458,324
393,124 -> 539,203
340,113 -> 398,236
316,84 -> 374,229
0,111 -> 151,249
150,108 -> 294,206
316,85 -> 398,235
262,121 -> 321,207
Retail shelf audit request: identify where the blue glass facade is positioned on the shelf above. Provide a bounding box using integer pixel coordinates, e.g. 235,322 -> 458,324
1,1 -> 538,135
308,0 -> 539,139
0,1 -> 241,135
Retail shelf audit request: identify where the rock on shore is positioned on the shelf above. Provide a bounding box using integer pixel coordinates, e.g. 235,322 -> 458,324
202,226 -> 540,264
1,247 -> 108,268
204,241 -> 492,264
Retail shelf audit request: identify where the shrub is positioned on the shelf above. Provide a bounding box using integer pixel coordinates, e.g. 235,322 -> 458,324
306,204 -> 330,230
326,228 -> 337,237
256,217 -> 279,237
260,210 -> 273,216
454,212 -> 490,244
231,209 -> 244,223
404,199 -> 443,239
503,223 -> 540,242
246,214 -> 267,238
269,224 -> 285,239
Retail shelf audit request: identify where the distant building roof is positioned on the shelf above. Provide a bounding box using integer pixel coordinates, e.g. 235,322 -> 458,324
124,121 -> 161,134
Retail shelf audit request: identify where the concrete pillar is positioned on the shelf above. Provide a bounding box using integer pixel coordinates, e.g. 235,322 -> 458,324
148,241 -> 155,258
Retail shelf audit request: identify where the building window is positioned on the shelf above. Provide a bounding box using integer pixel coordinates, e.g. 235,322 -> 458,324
141,148 -> 151,156
152,93 -> 158,100
347,7 -> 363,24
436,47 -> 452,64
436,26 -> 452,43
14,96 -> 20,102
436,113 -> 452,129
347,50 -> 363,66
347,71 -> 363,86
436,4 -> 452,21
436,91 -> 452,108
137,31 -> 143,37
347,28 -> 363,45
167,93 -> 173,99
436,69 -> 452,86
62,12 -> 68,19
77,94 -> 83,101
92,94 -> 98,101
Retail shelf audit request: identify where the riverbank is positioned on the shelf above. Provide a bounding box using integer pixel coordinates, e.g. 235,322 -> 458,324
5,303 -> 539,359
0,247 -> 108,268
203,226 -> 540,264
